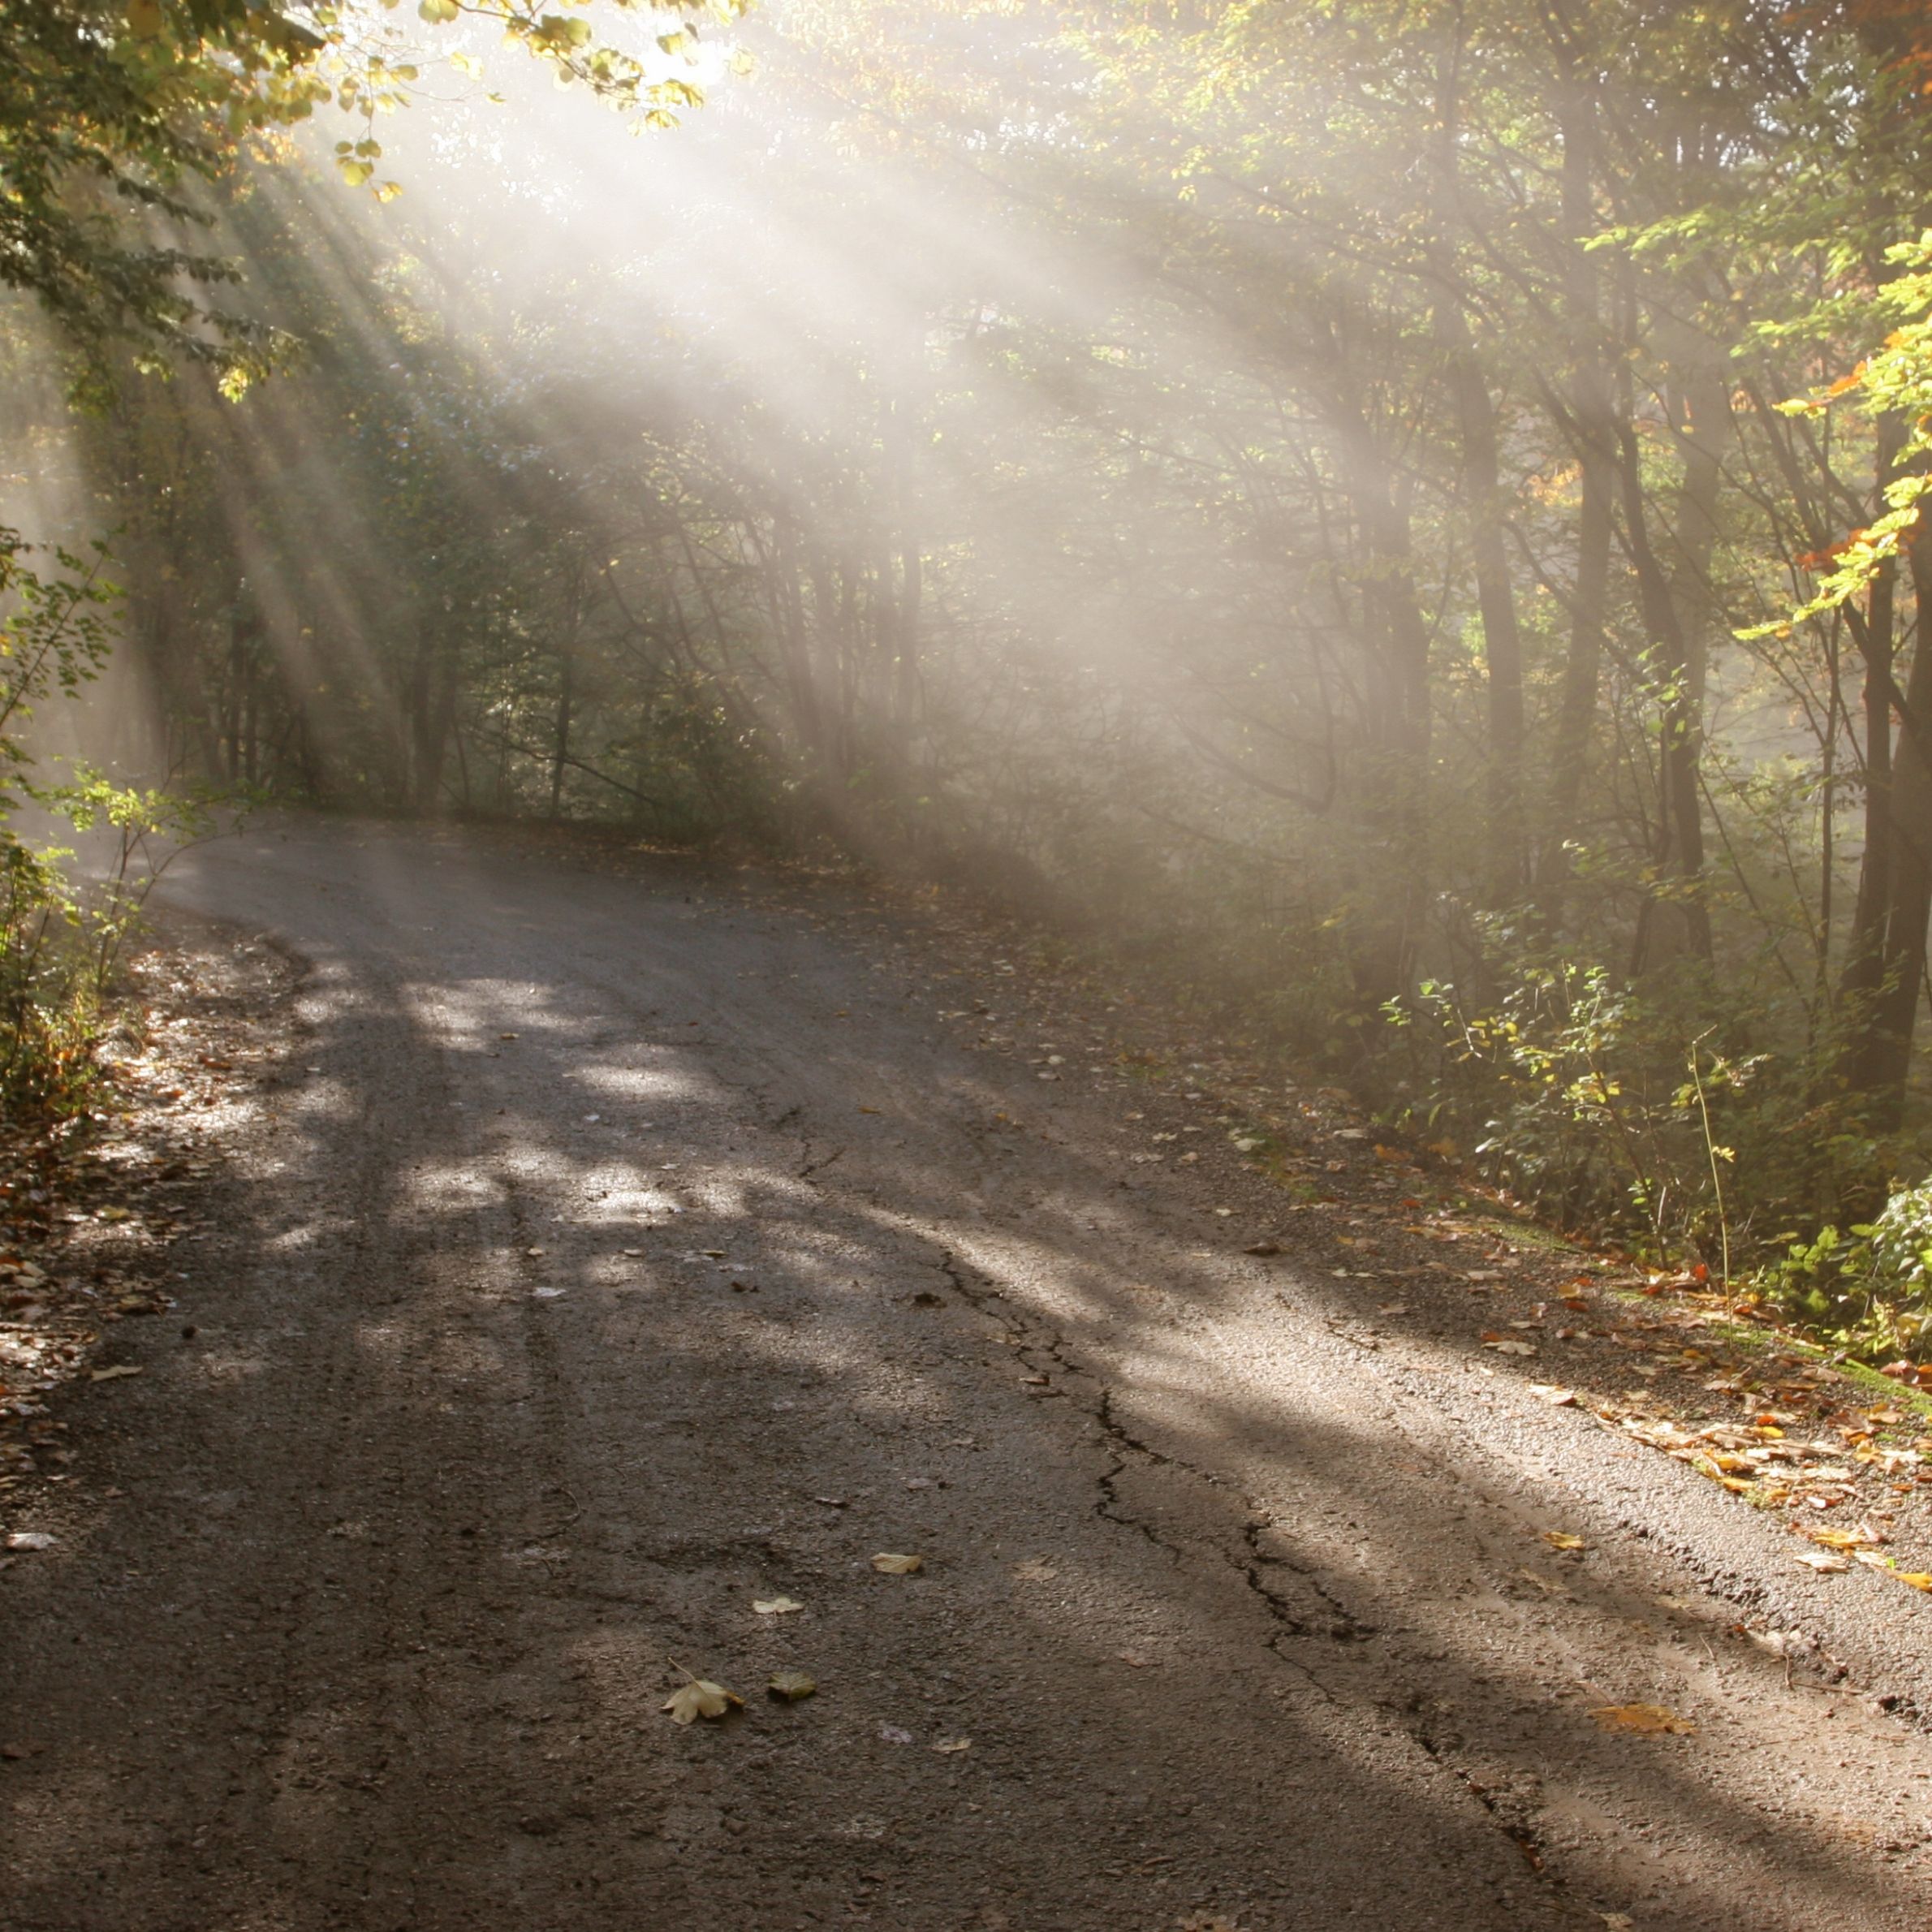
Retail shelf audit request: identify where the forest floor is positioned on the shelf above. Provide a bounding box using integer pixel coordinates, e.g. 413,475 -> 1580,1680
3,813 -> 1932,1930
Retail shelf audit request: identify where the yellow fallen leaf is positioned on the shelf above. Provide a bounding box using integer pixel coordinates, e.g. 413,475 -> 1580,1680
1589,1702 -> 1695,1736
1542,1531 -> 1587,1551
1807,1526 -> 1878,1550
753,1596 -> 804,1615
872,1553 -> 923,1574
89,1364 -> 142,1382
766,1671 -> 817,1701
1896,1572 -> 1932,1592
931,1736 -> 971,1753
662,1678 -> 742,1724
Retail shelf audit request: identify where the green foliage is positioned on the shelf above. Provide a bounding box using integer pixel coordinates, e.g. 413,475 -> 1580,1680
0,525 -> 222,1119
1765,1179 -> 1932,1362
1380,921 -> 1879,1270
0,528 -> 120,793
0,0 -> 731,385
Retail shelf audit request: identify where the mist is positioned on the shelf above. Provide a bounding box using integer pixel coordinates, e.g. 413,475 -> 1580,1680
10,0 -> 1932,1256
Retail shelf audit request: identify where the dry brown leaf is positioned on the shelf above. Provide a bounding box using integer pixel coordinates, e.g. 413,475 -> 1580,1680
753,1596 -> 804,1615
1011,1558 -> 1059,1582
1529,1384 -> 1577,1406
1483,1336 -> 1537,1356
931,1736 -> 972,1753
766,1671 -> 817,1701
662,1677 -> 741,1724
1542,1531 -> 1587,1551
1794,1550 -> 1849,1573
871,1552 -> 923,1574
1589,1702 -> 1695,1736
89,1364 -> 142,1382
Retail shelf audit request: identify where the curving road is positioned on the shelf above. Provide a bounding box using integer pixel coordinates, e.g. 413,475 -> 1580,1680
4,817 -> 1930,1930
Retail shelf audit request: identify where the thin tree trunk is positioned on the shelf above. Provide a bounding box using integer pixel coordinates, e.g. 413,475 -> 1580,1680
1540,88 -> 1614,895
550,643 -> 575,821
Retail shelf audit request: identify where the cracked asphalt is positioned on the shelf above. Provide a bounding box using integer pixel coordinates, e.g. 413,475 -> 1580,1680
5,816 -> 1932,1930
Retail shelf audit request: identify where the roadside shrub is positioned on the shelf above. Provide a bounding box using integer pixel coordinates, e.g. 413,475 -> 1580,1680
1765,1179 -> 1932,1364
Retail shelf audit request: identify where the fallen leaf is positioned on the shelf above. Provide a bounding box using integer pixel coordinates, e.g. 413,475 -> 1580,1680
753,1596 -> 804,1615
767,1671 -> 817,1701
931,1736 -> 972,1753
89,1364 -> 142,1382
879,1724 -> 915,1744
1896,1572 -> 1932,1592
1794,1550 -> 1849,1572
1806,1525 -> 1880,1550
1542,1531 -> 1588,1551
1529,1384 -> 1578,1406
1484,1338 -> 1537,1356
4,1532 -> 55,1550
1589,1702 -> 1695,1736
1011,1558 -> 1059,1582
872,1553 -> 923,1574
1244,1242 -> 1282,1257
662,1678 -> 742,1725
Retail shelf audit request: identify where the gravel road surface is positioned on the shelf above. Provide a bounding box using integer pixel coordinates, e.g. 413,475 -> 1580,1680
4,817 -> 1930,1930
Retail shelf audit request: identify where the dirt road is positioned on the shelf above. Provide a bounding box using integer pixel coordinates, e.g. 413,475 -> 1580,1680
4,818 -> 1930,1930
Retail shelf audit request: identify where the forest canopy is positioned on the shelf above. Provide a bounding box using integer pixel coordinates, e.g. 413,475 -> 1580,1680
7,0 -> 1932,1356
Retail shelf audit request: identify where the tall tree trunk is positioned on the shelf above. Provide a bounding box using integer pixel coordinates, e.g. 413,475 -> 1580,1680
1540,86 -> 1615,897
1624,300 -> 1731,973
1337,395 -> 1434,1010
1837,413 -> 1905,1085
1433,19 -> 1525,898
1840,508 -> 1932,1128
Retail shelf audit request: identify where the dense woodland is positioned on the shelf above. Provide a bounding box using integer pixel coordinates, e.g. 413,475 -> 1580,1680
8,0 -> 1932,1354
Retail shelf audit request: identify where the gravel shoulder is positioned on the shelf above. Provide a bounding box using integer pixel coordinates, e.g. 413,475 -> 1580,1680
2,814 -> 1930,1931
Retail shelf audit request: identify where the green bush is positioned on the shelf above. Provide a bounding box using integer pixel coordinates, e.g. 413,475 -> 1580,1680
1766,1180 -> 1932,1363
